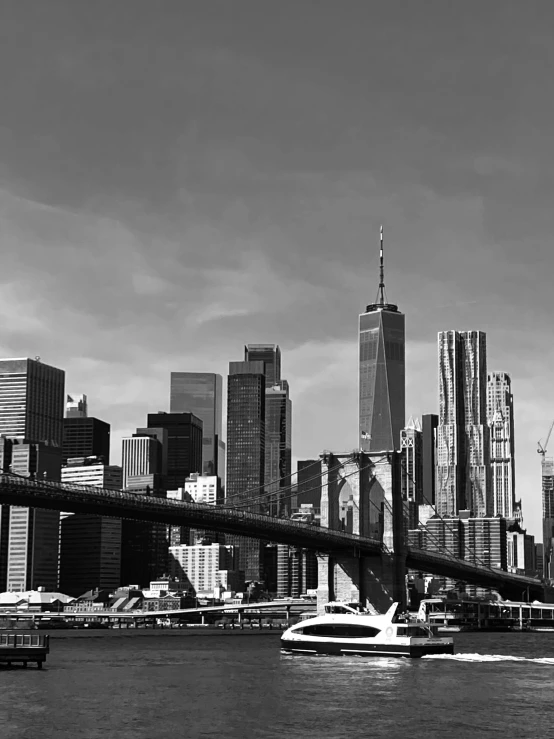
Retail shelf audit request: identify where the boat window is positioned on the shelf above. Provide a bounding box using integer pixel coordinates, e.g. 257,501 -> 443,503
396,625 -> 432,637
300,624 -> 381,638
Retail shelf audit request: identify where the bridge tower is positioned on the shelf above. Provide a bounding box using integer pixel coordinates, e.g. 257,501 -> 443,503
316,450 -> 406,614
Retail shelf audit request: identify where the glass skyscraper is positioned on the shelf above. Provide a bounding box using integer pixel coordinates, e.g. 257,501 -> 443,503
169,373 -> 224,483
436,331 -> 491,517
358,231 -> 405,452
244,345 -> 291,516
226,360 -> 266,582
146,412 -> 203,491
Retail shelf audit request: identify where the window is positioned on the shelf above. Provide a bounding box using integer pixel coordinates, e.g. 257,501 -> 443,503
295,623 -> 381,638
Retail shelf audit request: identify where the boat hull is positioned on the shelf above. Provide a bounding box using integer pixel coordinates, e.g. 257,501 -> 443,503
280,638 -> 454,658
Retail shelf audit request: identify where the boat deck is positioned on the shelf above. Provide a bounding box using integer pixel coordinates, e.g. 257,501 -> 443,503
0,633 -> 50,669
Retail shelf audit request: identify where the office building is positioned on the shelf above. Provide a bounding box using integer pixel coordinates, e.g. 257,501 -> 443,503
5,440 -> 63,592
62,416 -> 110,465
59,461 -> 123,595
507,526 -> 536,578
436,331 -> 491,517
296,459 -> 322,509
169,543 -> 242,595
487,372 -> 516,520
169,372 -> 225,486
421,414 -> 438,506
400,417 -> 422,505
245,345 -> 291,517
226,360 -> 266,582
0,358 -> 64,592
359,228 -> 405,453
121,432 -> 166,489
146,412 -> 202,490
184,474 -> 218,505
66,394 -> 88,419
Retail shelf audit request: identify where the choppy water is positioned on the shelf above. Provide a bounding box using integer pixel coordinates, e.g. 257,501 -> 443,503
1,630 -> 553,738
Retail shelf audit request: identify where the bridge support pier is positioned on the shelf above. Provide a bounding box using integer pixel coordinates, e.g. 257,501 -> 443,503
316,451 -> 406,615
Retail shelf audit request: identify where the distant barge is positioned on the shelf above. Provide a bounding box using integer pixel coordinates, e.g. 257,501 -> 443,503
0,633 -> 49,669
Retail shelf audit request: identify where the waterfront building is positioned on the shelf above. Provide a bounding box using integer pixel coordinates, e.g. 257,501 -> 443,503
0,357 -> 65,593
436,331 -> 491,517
169,372 -> 225,486
63,416 -> 110,466
542,457 -> 554,581
358,227 -> 405,453
65,394 -> 88,419
487,372 -> 516,519
59,461 -> 123,596
168,543 -> 242,595
146,412 -> 202,490
421,414 -> 438,506
226,360 -> 266,583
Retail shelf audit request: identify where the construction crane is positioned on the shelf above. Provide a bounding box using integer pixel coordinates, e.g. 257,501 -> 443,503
537,420 -> 554,460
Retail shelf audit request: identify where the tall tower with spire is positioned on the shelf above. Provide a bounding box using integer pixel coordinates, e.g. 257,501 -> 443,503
359,227 -> 405,452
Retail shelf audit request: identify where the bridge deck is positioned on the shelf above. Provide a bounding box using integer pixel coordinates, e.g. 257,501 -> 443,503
0,474 -> 545,598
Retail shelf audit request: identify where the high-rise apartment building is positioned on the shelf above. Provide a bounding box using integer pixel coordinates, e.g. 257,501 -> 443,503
0,358 -> 64,592
59,461 -> 123,596
359,228 -> 405,452
487,372 -> 516,519
421,414 -> 438,505
226,360 -> 266,582
436,331 -> 491,517
169,373 -> 224,484
244,346 -> 291,516
542,458 -> 554,581
62,417 -> 111,465
146,412 -> 202,490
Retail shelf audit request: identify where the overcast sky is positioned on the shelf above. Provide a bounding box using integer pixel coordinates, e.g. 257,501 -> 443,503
1,1 -> 553,538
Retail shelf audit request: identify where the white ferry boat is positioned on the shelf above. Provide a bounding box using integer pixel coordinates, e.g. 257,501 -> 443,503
281,601 -> 454,658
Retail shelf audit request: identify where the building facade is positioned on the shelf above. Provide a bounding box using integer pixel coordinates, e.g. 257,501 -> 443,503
168,543 -> 242,595
146,412 -> 202,490
542,458 -> 554,581
62,416 -> 111,465
59,462 -> 123,596
226,360 -> 266,583
487,372 -> 516,520
169,372 -> 224,484
296,459 -> 322,509
436,331 -> 491,517
0,358 -> 65,593
244,345 -> 291,517
421,414 -> 438,506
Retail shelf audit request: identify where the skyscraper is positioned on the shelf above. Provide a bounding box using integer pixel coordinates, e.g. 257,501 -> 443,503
421,414 -> 438,505
62,416 -> 111,465
146,412 -> 202,490
359,227 -> 405,452
487,372 -> 516,519
226,360 -> 266,582
436,331 -> 491,517
244,345 -> 291,516
169,373 -> 224,484
542,458 -> 554,581
296,459 -> 322,508
0,358 -> 65,592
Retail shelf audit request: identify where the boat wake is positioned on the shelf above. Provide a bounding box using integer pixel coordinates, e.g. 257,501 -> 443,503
423,653 -> 554,664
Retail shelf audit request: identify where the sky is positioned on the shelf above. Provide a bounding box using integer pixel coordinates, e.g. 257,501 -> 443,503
1,1 -> 553,539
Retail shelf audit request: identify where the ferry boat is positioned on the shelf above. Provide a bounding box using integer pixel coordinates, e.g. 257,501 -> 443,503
280,601 -> 454,658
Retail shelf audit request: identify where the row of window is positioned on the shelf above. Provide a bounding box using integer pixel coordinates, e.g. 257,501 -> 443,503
293,623 -> 381,638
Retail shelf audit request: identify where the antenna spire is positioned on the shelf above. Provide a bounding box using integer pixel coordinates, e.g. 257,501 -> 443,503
376,225 -> 387,306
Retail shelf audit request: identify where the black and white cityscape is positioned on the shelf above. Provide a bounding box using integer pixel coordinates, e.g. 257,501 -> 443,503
2,3 -> 554,738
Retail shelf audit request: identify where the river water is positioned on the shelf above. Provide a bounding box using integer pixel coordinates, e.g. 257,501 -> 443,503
1,629 -> 553,738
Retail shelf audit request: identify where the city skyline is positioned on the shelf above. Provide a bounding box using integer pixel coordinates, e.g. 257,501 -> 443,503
1,3 -> 553,541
